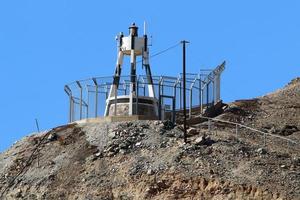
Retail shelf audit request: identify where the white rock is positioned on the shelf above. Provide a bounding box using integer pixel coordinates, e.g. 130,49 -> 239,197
187,128 -> 198,136
147,169 -> 154,175
95,152 -> 101,157
135,142 -> 142,147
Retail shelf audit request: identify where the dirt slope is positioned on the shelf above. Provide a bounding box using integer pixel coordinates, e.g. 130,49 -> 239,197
0,78 -> 299,200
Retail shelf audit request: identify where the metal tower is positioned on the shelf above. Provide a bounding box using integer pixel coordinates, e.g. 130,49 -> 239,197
104,23 -> 158,117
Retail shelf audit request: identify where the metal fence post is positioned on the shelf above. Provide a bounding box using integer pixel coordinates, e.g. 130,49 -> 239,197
189,89 -> 192,119
114,84 -> 117,116
93,78 -> 98,118
136,78 -> 139,115
173,83 -> 177,107
69,94 -> 72,122
179,81 -> 182,110
173,82 -> 177,122
80,86 -> 83,120
86,86 -> 90,118
206,82 -> 209,107
212,80 -> 215,105
172,97 -> 176,124
161,80 -> 164,107
65,86 -> 72,123
76,81 -> 83,120
198,78 -> 201,108
158,80 -> 161,120
200,88 -> 203,114
71,97 -> 74,122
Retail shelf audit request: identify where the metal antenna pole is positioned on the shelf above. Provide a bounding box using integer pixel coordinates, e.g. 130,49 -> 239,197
181,40 -> 189,143
35,118 -> 40,133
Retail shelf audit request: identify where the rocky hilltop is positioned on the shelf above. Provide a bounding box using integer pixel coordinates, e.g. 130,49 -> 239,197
0,78 -> 299,200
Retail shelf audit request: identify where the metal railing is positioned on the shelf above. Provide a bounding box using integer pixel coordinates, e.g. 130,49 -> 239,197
199,116 -> 299,151
64,62 -> 225,122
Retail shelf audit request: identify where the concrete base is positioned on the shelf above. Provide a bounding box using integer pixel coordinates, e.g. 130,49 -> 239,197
105,95 -> 158,118
76,115 -> 158,124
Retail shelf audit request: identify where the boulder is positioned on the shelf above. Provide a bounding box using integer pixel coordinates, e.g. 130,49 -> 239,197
187,128 -> 198,136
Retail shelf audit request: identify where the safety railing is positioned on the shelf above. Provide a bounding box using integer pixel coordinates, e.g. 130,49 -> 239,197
198,116 -> 299,151
64,61 -> 225,122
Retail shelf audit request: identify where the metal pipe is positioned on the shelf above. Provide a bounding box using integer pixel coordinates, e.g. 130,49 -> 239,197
173,83 -> 177,111
92,78 -> 98,118
80,89 -> 83,120
161,79 -> 164,107
158,80 -> 161,120
179,81 -> 182,109
76,81 -> 83,120
86,104 -> 89,119
200,89 -> 203,114
114,84 -> 117,116
172,97 -> 176,124
212,80 -> 215,105
136,79 -> 139,115
69,94 -> 72,122
64,85 -> 72,122
198,78 -> 201,108
71,97 -> 74,122
206,82 -> 209,108
86,87 -> 90,118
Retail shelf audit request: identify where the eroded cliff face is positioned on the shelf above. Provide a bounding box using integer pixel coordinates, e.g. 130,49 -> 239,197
0,79 -> 299,200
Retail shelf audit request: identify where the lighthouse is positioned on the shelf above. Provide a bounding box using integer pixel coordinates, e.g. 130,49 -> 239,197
64,23 -> 225,123
104,23 -> 158,118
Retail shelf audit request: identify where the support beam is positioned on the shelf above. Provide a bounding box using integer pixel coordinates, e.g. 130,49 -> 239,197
129,49 -> 136,115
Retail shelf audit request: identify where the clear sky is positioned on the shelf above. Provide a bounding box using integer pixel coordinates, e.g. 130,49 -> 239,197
0,1 -> 299,151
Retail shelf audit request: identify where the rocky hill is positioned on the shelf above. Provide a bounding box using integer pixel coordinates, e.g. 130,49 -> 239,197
0,78 -> 299,200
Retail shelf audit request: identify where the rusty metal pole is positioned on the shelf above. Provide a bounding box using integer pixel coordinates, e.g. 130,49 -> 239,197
181,40 -> 189,143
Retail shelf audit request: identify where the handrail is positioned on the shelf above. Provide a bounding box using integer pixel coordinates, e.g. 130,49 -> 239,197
199,116 -> 299,145
64,63 -> 225,122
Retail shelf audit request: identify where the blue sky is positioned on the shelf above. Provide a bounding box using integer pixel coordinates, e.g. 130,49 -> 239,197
0,1 -> 299,151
